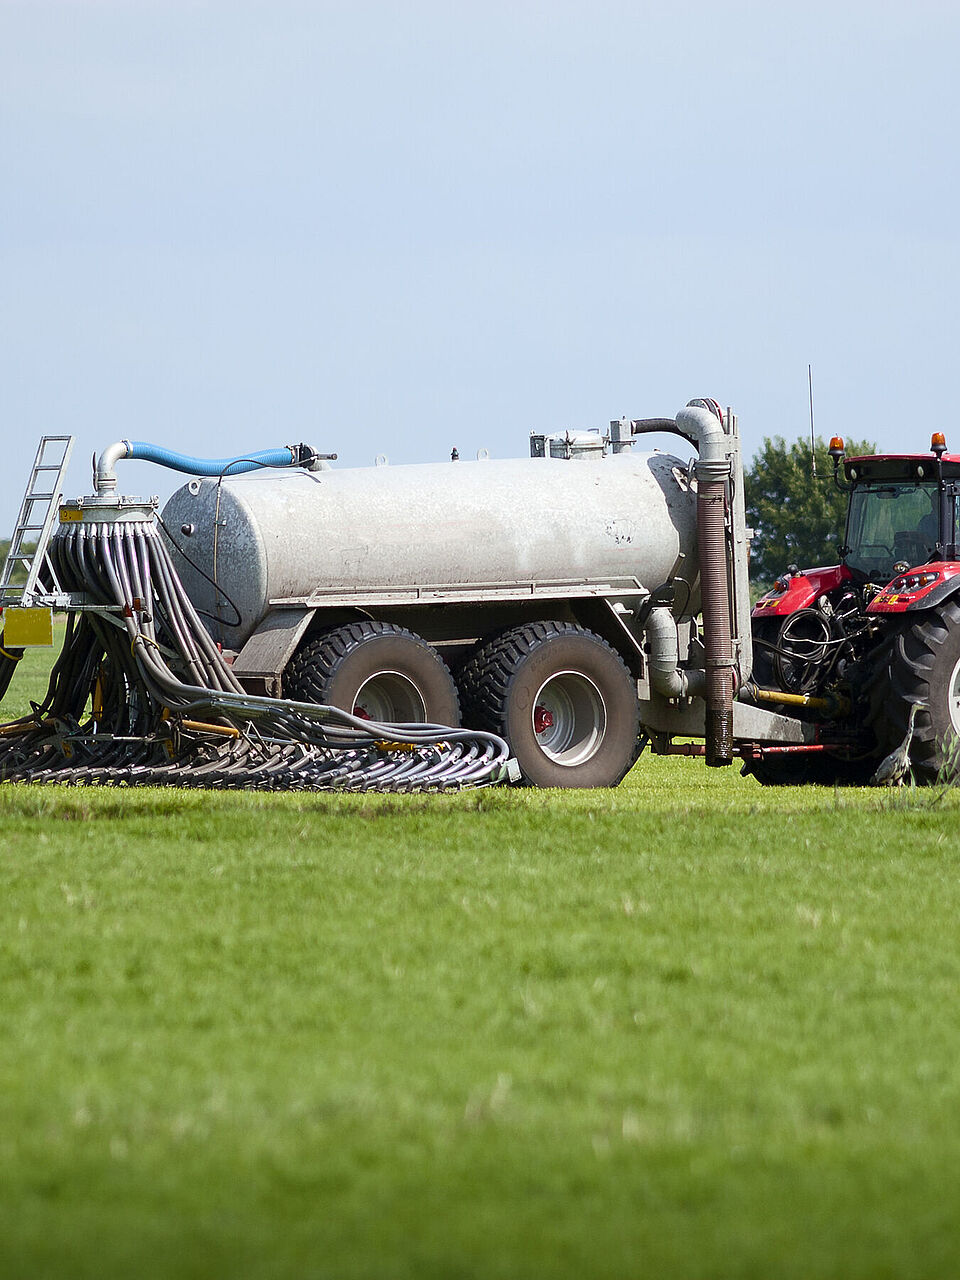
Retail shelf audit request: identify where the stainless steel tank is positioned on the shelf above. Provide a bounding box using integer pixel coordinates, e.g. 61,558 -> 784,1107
161,451 -> 698,648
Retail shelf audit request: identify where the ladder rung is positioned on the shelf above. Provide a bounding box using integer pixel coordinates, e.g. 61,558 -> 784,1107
3,434 -> 74,597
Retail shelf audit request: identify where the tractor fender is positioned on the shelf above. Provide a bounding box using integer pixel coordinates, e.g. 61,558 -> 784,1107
904,569 -> 960,612
867,563 -> 960,615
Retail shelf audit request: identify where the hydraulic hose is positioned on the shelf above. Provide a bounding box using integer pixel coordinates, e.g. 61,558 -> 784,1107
94,441 -> 319,494
1,514 -> 510,792
0,631 -> 24,703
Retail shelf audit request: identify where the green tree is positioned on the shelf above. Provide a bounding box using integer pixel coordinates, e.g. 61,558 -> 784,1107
0,537 -> 34,587
744,435 -> 876,584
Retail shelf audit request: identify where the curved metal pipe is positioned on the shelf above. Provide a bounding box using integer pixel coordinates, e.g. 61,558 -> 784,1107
644,607 -> 705,700
675,400 -> 727,464
94,441 -> 131,495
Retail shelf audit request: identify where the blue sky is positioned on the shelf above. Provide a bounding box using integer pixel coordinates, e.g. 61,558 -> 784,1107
2,0 -> 959,524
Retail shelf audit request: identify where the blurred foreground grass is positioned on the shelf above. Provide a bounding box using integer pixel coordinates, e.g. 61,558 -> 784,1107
1,630 -> 958,1279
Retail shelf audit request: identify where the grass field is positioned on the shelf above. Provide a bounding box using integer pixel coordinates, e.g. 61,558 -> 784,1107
2,640 -> 959,1278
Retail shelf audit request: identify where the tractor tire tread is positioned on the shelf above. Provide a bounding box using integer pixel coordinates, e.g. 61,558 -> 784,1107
867,600 -> 960,783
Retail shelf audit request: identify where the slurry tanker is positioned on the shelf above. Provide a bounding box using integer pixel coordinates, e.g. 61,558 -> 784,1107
1,398 -> 958,789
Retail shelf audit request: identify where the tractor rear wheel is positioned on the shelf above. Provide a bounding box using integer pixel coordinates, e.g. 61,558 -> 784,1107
458,622 -> 639,788
285,621 -> 460,726
875,601 -> 960,784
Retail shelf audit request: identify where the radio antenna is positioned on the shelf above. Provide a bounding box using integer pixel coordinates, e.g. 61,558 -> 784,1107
808,363 -> 817,477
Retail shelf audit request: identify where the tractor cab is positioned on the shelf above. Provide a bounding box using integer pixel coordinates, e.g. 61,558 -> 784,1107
838,444 -> 960,585
753,435 -> 960,623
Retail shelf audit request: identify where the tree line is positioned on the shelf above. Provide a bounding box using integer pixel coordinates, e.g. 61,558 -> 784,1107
744,435 -> 875,585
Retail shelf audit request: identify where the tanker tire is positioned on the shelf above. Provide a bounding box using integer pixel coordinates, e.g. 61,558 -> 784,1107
284,622 -> 460,727
872,602 -> 960,785
457,622 -> 639,788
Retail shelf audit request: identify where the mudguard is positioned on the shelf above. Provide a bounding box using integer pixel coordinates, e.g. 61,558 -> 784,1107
867,563 -> 960,614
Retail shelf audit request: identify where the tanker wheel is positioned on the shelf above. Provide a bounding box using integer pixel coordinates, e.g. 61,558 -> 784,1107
284,621 -> 460,726
873,601 -> 960,784
457,622 -> 639,788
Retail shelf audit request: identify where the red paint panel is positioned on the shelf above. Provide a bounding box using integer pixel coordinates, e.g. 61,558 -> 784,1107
752,564 -> 851,618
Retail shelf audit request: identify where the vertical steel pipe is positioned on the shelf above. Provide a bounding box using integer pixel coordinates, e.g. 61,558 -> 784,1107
675,401 -> 736,768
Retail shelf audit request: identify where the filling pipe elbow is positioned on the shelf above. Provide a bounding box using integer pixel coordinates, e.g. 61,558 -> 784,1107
675,401 -> 728,469
95,441 -> 132,495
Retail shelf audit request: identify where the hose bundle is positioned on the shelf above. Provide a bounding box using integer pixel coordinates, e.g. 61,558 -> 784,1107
0,518 -> 510,792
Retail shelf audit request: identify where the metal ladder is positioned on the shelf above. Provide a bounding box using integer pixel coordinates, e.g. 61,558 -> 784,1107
0,436 -> 75,608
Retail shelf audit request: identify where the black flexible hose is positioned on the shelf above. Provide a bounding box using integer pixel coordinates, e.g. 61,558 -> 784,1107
1,515 -> 510,792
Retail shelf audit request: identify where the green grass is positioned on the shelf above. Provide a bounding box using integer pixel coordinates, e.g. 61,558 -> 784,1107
2,640 -> 959,1278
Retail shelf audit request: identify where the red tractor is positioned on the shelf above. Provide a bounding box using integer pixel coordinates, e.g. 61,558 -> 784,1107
748,432 -> 960,784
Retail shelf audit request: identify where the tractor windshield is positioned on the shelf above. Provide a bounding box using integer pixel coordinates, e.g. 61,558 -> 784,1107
844,480 -> 940,580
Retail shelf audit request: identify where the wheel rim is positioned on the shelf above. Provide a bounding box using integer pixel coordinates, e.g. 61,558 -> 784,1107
531,671 -> 606,766
353,671 -> 427,723
949,656 -> 960,736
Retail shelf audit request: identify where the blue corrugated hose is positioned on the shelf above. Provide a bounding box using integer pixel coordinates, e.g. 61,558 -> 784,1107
125,441 -> 297,476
